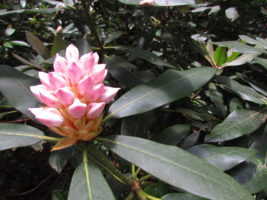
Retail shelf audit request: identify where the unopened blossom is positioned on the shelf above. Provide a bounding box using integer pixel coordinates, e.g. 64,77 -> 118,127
29,44 -> 120,150
140,0 -> 155,6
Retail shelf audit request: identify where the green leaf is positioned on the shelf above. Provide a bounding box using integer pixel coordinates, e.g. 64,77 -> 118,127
0,65 -> 39,119
114,46 -> 175,68
188,144 -> 257,171
224,54 -> 258,67
214,46 -> 227,66
0,123 -> 47,150
216,76 -> 266,105
213,41 -> 263,54
49,148 -> 76,173
98,135 -> 254,200
118,0 -> 195,6
252,57 -> 267,70
75,38 -> 91,55
226,51 -> 240,63
25,31 -> 50,59
68,150 -> 115,200
50,35 -> 68,57
108,67 -> 216,118
104,31 -> 125,44
153,124 -> 190,145
0,8 -> 60,16
206,108 -> 267,142
162,193 -> 207,200
121,112 -> 153,138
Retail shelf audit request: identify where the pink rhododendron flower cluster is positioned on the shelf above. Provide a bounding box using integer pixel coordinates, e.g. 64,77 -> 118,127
29,44 -> 120,150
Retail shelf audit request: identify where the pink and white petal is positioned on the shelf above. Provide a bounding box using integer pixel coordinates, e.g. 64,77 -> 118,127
87,102 -> 105,119
55,87 -> 75,106
53,54 -> 67,74
38,72 -> 53,89
33,108 -> 64,127
30,84 -> 44,102
39,90 -> 59,107
77,75 -> 94,96
68,98 -> 87,118
28,107 -> 46,117
67,61 -> 83,84
66,44 -> 79,62
90,84 -> 104,101
48,72 -> 68,88
79,52 -> 95,75
92,64 -> 107,84
99,86 -> 120,103
93,52 -> 99,64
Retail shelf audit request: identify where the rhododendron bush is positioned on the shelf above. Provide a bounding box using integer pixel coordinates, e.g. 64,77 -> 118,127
0,0 -> 266,200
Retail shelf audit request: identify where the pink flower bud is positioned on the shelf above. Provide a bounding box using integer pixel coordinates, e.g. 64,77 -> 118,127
99,86 -> 120,103
56,87 -> 75,106
39,90 -> 59,107
29,108 -> 64,127
67,61 -> 83,84
93,53 -> 99,64
79,52 -> 95,75
48,72 -> 68,89
54,54 -> 67,74
77,75 -> 94,96
90,84 -> 104,101
66,44 -> 79,62
87,102 -> 105,119
38,72 -> 52,89
68,98 -> 87,118
92,64 -> 107,84
30,84 -> 44,102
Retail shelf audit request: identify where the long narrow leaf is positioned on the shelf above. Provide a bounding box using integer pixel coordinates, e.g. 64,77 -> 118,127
98,135 -> 254,200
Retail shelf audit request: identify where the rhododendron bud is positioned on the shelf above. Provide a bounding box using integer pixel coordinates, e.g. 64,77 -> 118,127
29,44 -> 120,150
29,108 -> 64,127
68,98 -> 87,118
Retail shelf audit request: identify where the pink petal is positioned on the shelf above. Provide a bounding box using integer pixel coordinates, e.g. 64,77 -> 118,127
92,64 -> 107,84
140,0 -> 155,6
38,72 -> 53,89
66,44 -> 79,62
93,53 -> 99,64
39,90 -> 59,107
54,54 -> 67,74
30,84 -> 44,102
55,87 -> 75,106
99,86 -> 120,103
68,98 -> 87,118
48,72 -> 68,88
29,107 -> 64,127
77,75 -> 94,97
87,102 -> 105,119
79,52 -> 95,75
67,61 -> 83,84
90,84 -> 104,101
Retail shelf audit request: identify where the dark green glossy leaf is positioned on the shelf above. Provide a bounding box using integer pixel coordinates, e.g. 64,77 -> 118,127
108,67 -> 217,118
121,112 -> 153,138
162,193 -> 207,200
216,76 -> 266,105
206,108 -> 267,142
153,124 -> 190,145
0,123 -> 46,150
51,35 -> 68,56
49,148 -> 76,173
188,144 -> 257,171
25,31 -> 50,59
118,0 -> 195,6
0,65 -> 39,119
252,57 -> 267,70
68,151 -> 115,200
214,46 -> 227,66
115,46 -> 174,68
213,41 -> 263,54
0,8 -> 60,16
224,54 -> 258,67
75,38 -> 91,55
98,135 -> 254,200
